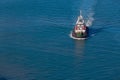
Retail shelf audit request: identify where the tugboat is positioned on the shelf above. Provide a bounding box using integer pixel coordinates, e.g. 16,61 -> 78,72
71,11 -> 89,39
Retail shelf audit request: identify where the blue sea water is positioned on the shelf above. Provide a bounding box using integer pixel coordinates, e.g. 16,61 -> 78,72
0,0 -> 120,80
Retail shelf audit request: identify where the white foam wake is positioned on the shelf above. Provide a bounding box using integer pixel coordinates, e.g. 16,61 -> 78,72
86,12 -> 94,27
80,0 -> 97,27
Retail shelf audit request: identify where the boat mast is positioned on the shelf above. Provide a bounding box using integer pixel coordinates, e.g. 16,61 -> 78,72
76,10 -> 85,24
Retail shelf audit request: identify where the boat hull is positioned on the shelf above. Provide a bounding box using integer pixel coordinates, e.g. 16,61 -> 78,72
72,27 -> 89,38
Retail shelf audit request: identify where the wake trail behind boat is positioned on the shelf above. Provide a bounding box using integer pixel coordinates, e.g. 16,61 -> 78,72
85,12 -> 94,27
80,0 -> 97,27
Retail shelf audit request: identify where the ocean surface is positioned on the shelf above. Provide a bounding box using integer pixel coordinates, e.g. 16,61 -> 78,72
0,0 -> 120,80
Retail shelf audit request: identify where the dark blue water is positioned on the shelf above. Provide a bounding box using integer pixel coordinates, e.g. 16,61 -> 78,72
0,0 -> 120,80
